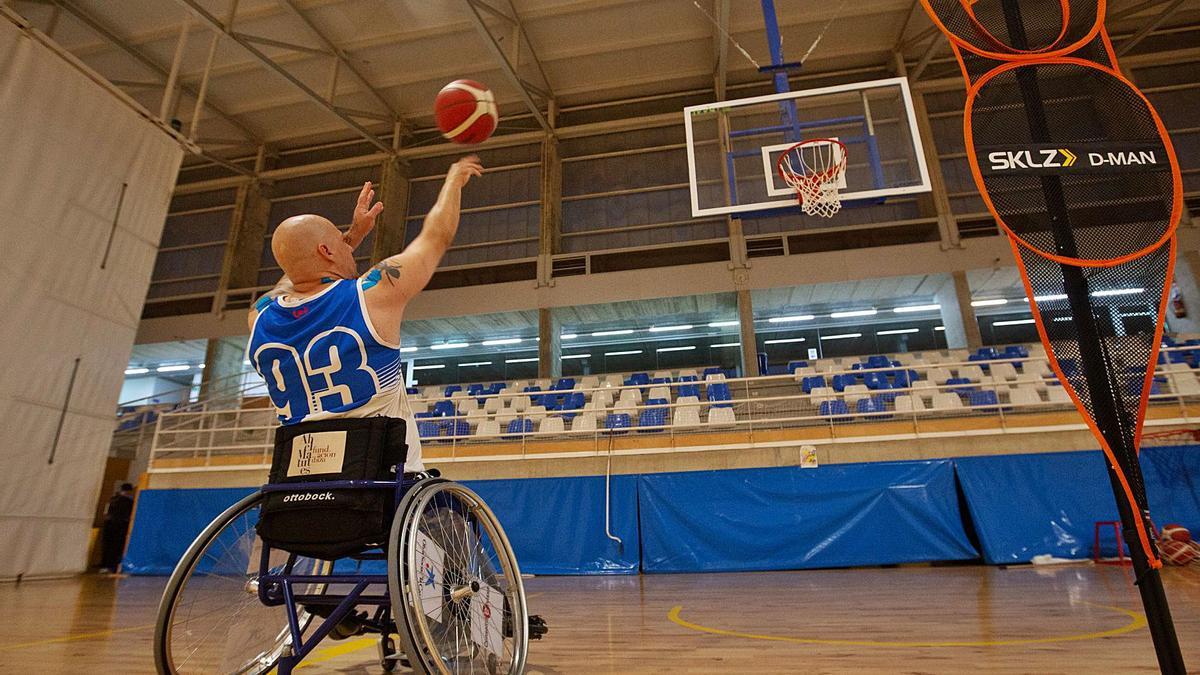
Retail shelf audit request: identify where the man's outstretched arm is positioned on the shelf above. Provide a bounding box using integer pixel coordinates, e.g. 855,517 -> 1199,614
363,156 -> 482,303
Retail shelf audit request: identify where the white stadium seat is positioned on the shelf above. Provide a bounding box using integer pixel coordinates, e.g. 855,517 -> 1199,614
571,414 -> 597,432
538,416 -> 564,434
1046,386 -> 1072,404
1008,387 -> 1042,407
894,395 -> 925,413
843,384 -> 870,405
707,407 -> 736,427
931,393 -> 963,410
475,420 -> 500,437
673,407 -> 701,428
989,362 -> 1019,381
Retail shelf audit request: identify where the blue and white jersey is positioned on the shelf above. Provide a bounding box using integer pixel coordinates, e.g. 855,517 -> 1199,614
248,279 -> 423,470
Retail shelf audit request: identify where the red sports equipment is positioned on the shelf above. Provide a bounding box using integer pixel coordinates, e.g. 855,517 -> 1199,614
434,80 -> 498,144
1160,539 -> 1198,566
1160,524 -> 1191,543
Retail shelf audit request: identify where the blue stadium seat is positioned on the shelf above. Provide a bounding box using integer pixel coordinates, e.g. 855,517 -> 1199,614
504,418 -> 534,439
851,362 -> 864,371
440,420 -> 470,440
1127,378 -> 1165,396
706,383 -> 733,407
467,383 -> 485,397
1002,345 -> 1029,358
406,387 -> 419,395
638,400 -> 668,432
650,377 -> 670,385
604,413 -> 632,434
432,400 -> 456,417
866,355 -> 891,369
863,372 -> 890,390
676,375 -> 699,383
801,376 -> 826,394
856,396 -> 892,419
946,377 -> 976,395
553,392 -> 585,422
417,420 -> 441,439
678,383 -> 701,398
818,399 -> 851,422
554,377 -> 575,391
625,373 -> 651,387
968,390 -> 999,408
831,374 -> 857,392
892,370 -> 919,388
787,360 -> 809,374
443,385 -> 462,397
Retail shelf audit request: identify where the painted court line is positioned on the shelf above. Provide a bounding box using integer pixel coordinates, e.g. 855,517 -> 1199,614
667,602 -> 1147,647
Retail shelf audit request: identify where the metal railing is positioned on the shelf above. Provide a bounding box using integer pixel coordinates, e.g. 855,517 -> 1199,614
146,344 -> 1200,472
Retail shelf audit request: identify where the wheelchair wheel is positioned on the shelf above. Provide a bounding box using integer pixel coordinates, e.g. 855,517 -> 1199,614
388,480 -> 528,675
154,491 -> 330,674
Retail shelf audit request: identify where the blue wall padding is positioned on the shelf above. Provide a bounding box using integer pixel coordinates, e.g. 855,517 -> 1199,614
123,446 -> 1200,576
637,460 -> 978,573
955,446 -> 1200,564
123,487 -> 256,575
1140,446 -> 1200,531
462,475 -> 639,575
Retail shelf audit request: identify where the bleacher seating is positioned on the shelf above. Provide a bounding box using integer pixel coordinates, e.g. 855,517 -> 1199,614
389,340 -> 1200,446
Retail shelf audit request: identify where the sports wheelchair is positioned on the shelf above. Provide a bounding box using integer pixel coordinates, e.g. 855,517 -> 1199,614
153,418 -> 546,674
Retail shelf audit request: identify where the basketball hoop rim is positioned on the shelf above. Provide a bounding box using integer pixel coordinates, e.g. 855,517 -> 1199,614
775,138 -> 848,184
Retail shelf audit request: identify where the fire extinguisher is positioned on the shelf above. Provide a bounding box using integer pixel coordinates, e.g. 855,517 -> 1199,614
1171,285 -> 1187,318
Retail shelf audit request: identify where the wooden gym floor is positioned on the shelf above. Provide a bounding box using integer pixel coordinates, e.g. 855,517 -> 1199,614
2,564 -> 1198,673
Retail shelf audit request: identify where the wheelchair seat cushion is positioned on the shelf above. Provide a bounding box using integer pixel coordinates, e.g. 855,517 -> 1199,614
256,416 -> 409,560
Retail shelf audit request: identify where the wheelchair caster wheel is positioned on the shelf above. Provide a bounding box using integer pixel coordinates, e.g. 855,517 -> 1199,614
379,635 -> 409,672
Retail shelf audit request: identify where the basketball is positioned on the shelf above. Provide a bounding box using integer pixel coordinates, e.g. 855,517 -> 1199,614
1160,523 -> 1191,543
434,80 -> 498,144
1160,539 -> 1199,566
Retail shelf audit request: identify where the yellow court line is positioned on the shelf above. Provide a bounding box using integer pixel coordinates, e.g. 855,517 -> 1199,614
0,622 -> 156,652
294,635 -> 378,670
667,602 -> 1147,648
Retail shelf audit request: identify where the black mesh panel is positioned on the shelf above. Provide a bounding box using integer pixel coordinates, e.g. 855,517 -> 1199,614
924,0 -> 1100,54
1018,238 -> 1172,508
969,61 -> 1176,260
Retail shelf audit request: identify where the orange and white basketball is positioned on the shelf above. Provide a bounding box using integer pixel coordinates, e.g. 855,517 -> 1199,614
1160,539 -> 1199,566
434,80 -> 498,144
1160,523 -> 1191,543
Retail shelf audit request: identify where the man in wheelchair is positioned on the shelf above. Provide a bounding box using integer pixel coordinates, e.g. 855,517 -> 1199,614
154,157 -> 544,675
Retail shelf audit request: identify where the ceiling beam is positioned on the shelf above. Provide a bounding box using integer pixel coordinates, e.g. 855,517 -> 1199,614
273,0 -> 407,134
49,0 -> 262,145
1116,0 -> 1187,56
462,0 -> 555,134
909,32 -> 945,80
170,0 -> 392,152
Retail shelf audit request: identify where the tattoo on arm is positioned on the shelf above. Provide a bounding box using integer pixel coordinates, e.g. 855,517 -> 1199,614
370,261 -> 402,287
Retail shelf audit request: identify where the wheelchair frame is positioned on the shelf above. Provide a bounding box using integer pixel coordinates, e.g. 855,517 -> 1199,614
154,474 -> 539,675
258,479 -> 411,674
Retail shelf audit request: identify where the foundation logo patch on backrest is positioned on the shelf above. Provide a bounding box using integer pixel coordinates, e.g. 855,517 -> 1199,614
287,431 -> 347,477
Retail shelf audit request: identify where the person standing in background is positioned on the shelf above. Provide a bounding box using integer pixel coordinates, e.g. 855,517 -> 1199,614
99,482 -> 134,573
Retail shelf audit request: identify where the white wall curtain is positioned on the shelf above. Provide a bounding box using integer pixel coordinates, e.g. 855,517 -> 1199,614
0,14 -> 183,579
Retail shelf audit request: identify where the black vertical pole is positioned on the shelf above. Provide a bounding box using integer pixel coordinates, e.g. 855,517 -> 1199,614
998,2 -> 1184,672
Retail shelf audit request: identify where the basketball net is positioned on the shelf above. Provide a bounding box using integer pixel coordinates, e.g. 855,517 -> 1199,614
778,139 -> 847,218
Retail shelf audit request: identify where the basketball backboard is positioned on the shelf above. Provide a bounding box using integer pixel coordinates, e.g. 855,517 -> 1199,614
684,77 -> 933,218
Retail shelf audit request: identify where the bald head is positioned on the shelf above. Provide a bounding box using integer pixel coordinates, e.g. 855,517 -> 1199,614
271,214 -> 355,283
